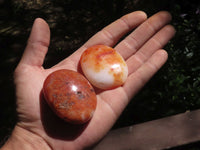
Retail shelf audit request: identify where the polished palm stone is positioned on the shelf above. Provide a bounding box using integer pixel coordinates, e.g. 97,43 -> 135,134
43,69 -> 97,124
80,45 -> 128,90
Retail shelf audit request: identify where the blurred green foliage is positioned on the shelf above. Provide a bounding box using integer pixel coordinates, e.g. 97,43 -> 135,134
0,0 -> 200,148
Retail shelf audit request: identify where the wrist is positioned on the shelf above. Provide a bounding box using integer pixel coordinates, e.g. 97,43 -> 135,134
1,125 -> 51,150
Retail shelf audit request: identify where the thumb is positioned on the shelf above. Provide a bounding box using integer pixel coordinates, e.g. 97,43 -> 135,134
19,18 -> 50,67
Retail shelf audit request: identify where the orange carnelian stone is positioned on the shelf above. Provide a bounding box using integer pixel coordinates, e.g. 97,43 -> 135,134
43,69 -> 97,124
80,45 -> 128,89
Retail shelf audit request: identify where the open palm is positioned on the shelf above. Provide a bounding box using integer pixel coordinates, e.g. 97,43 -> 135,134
13,11 -> 175,150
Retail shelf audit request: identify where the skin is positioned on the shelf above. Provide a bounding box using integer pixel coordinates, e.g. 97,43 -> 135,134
1,11 -> 175,150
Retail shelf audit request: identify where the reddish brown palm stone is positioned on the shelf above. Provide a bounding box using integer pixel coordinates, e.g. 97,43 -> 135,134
43,69 -> 97,124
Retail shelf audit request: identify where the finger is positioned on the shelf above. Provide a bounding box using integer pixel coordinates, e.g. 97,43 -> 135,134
19,18 -> 50,67
83,11 -> 147,48
115,11 -> 172,59
124,50 -> 168,99
63,11 -> 147,69
126,25 -> 175,75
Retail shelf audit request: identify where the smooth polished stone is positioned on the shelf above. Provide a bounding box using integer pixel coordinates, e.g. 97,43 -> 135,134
43,69 -> 97,124
80,45 -> 128,89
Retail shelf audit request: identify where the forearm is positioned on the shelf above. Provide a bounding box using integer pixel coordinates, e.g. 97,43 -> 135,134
1,125 -> 51,150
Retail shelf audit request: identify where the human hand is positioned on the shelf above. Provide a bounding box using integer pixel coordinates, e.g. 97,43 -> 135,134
1,11 -> 175,150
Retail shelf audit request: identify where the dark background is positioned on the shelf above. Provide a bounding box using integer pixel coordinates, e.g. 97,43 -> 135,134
1,0 -> 200,149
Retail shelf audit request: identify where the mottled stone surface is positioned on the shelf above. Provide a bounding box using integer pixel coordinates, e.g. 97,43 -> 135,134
80,45 -> 128,90
43,69 -> 97,124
